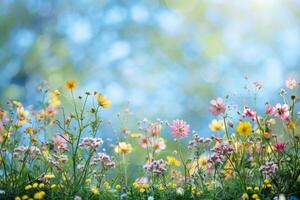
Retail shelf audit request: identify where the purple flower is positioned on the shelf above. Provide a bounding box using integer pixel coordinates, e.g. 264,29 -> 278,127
260,161 -> 278,177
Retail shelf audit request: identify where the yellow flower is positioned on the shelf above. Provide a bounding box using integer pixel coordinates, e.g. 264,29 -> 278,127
32,182 -> 38,188
115,184 -> 121,190
25,127 -> 34,134
254,186 -> 259,191
103,181 -> 110,189
236,121 -> 252,136
91,187 -> 99,195
22,195 -> 29,200
13,101 -> 23,107
64,80 -> 77,90
25,184 -> 32,190
50,90 -> 61,107
17,106 -> 29,119
252,194 -> 259,199
166,156 -> 181,166
242,193 -> 249,199
50,184 -> 56,189
85,178 -> 91,183
15,197 -> 21,200
31,137 -> 38,143
33,191 -> 45,200
44,173 -> 55,179
39,183 -> 44,188
95,93 -> 111,109
209,119 -> 224,132
288,121 -> 296,129
115,142 -> 132,155
130,133 -> 141,138
139,188 -> 145,193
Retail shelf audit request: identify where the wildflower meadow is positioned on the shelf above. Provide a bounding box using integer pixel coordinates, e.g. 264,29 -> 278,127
0,78 -> 300,200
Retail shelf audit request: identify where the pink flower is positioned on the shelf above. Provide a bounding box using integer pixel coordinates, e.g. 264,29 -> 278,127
209,97 -> 226,116
170,119 -> 190,138
274,103 -> 291,121
265,104 -> 275,115
274,141 -> 285,152
52,134 -> 69,151
150,137 -> 166,153
148,123 -> 162,136
138,135 -> 150,148
46,106 -> 56,116
243,106 -> 256,120
285,77 -> 297,89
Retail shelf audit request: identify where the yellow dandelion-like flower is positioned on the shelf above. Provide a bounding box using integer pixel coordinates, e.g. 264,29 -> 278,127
91,187 -> 99,195
166,156 -> 181,166
236,121 -> 252,136
64,80 -> 77,90
115,184 -> 121,190
95,93 -> 112,109
33,191 -> 45,200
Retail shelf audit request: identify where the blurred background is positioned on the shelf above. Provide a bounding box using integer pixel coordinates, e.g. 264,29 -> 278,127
0,0 -> 300,135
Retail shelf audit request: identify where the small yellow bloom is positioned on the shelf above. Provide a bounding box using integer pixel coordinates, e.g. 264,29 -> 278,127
264,179 -> 270,184
209,119 -> 224,132
33,191 -> 45,200
130,133 -> 141,138
31,137 -> 38,143
242,193 -> 249,199
166,156 -> 181,166
39,183 -> 44,188
236,121 -> 252,136
288,121 -> 296,129
25,127 -> 34,134
103,181 -> 110,189
254,186 -> 259,191
95,93 -> 112,109
139,188 -> 145,193
50,184 -> 56,189
44,173 -> 55,179
252,194 -> 259,199
21,195 -> 29,200
115,184 -> 121,190
64,80 -> 77,90
13,101 -> 22,107
159,184 -> 165,190
91,187 -> 99,195
267,183 -> 272,188
32,182 -> 38,188
115,142 -> 132,155
15,197 -> 21,200
25,184 -> 32,190
85,178 -> 91,183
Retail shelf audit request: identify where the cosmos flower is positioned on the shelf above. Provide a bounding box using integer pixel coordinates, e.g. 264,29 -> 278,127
65,80 -> 77,90
209,119 -> 224,132
170,119 -> 189,138
115,142 -> 132,155
96,93 -> 111,109
285,77 -> 297,89
209,97 -> 226,116
274,103 -> 290,121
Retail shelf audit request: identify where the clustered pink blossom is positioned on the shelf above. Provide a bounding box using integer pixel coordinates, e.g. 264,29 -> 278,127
188,134 -> 212,149
138,135 -> 149,148
209,97 -> 226,116
13,146 -> 41,159
92,152 -> 116,168
260,161 -> 278,177
52,134 -> 69,151
243,106 -> 256,121
274,141 -> 285,152
144,159 -> 167,175
170,119 -> 189,138
285,77 -> 297,89
207,143 -> 234,166
79,137 -> 103,150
